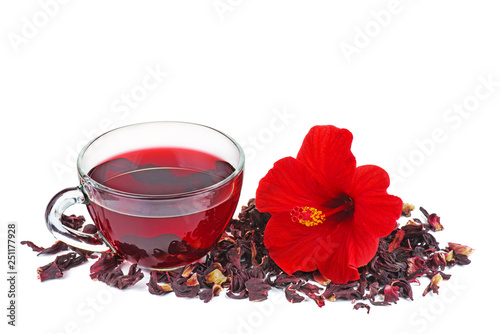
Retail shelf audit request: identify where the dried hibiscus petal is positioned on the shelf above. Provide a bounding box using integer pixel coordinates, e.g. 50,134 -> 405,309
57,252 -> 87,270
245,278 -> 272,302
321,285 -> 336,302
322,282 -> 362,301
38,241 -> 69,256
428,252 -> 447,271
61,214 -> 85,230
312,271 -> 331,286
388,230 -> 405,252
37,252 -> 88,282
298,282 -> 322,295
273,273 -> 302,288
97,268 -> 123,287
448,242 -> 475,256
353,302 -> 371,314
454,253 -> 471,265
423,273 -> 443,296
427,213 -> 444,232
21,240 -> 45,253
227,247 -> 243,270
90,253 -> 123,280
186,273 -> 200,287
205,268 -> 228,285
172,277 -> 201,298
406,257 -> 427,276
227,290 -> 249,299
82,224 -> 98,234
383,284 -> 400,304
366,282 -> 380,301
199,284 -> 223,303
147,271 -> 173,296
228,265 -> 249,294
37,261 -> 63,282
97,264 -> 144,290
299,283 -> 325,307
285,284 -> 305,303
401,203 -> 415,217
391,279 -> 413,301
181,263 -> 196,278
117,264 -> 144,289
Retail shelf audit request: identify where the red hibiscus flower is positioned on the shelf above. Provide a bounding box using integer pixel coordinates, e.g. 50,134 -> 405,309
256,125 -> 403,284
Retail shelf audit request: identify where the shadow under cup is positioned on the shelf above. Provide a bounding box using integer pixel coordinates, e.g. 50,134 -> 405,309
45,122 -> 244,270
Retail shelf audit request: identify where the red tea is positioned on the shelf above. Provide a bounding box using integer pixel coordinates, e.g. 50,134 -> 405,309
86,147 -> 242,269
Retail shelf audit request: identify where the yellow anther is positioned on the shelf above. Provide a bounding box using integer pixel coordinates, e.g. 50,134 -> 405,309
291,206 -> 326,227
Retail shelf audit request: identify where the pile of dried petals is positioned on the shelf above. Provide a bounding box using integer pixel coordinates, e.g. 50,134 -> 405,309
23,201 -> 473,313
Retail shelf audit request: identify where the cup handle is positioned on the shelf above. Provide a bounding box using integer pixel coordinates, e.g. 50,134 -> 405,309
45,186 -> 113,253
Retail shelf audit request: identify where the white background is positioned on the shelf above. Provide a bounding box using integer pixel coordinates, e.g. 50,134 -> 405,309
1,1 -> 498,333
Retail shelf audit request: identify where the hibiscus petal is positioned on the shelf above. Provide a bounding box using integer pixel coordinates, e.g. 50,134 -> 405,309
296,125 -> 356,194
350,165 -> 403,238
263,212 -> 334,274
316,222 -> 379,284
350,164 -> 391,194
256,157 -> 329,214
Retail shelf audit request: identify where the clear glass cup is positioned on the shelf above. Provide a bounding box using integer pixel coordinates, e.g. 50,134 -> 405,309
45,121 -> 244,270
